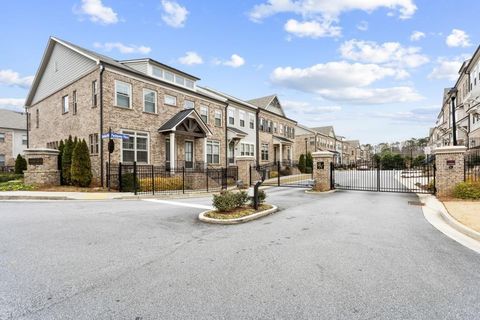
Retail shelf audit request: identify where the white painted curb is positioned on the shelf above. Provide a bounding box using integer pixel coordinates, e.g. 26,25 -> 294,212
419,194 -> 480,254
198,205 -> 278,225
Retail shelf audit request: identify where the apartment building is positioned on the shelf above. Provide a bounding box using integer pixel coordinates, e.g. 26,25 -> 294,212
0,109 -> 28,167
248,95 -> 296,165
25,37 -> 230,184
429,45 -> 480,151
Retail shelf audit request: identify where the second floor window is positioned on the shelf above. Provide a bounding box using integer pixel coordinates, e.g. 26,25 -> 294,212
249,114 -> 255,129
72,90 -> 77,115
184,100 -> 195,109
274,122 -> 277,133
239,111 -> 245,127
0,133 -> 4,143
200,106 -> 208,123
261,143 -> 269,161
215,110 -> 222,127
228,109 -> 235,125
62,95 -> 69,114
164,94 -> 177,106
92,80 -> 98,107
143,89 -> 157,113
115,80 -> 131,108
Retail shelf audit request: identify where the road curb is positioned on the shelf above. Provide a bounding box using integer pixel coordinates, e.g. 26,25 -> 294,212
437,201 -> 480,242
0,196 -> 71,201
198,205 -> 278,224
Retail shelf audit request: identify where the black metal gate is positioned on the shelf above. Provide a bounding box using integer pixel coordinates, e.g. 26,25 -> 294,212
331,158 -> 435,194
250,161 -> 314,188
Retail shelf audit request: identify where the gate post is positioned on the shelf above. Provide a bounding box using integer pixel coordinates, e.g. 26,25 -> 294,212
236,157 -> 255,187
312,151 -> 335,192
433,146 -> 467,198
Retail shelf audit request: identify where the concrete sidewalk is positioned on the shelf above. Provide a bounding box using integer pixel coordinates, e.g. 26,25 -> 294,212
0,191 -> 131,200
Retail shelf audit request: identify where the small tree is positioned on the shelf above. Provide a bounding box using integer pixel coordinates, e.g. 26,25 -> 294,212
14,154 -> 27,174
305,152 -> 313,172
58,140 -> 65,183
298,154 -> 306,173
62,136 -> 74,185
71,139 -> 92,187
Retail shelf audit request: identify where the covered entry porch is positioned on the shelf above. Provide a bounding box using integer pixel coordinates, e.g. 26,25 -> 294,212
158,109 -> 212,173
273,136 -> 293,166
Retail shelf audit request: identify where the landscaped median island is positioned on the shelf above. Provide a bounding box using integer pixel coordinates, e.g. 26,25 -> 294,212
199,189 -> 278,224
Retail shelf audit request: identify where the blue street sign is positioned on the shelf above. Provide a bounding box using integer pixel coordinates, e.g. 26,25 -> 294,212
101,132 -> 130,140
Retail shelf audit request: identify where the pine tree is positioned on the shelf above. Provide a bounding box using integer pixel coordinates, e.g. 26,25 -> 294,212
306,152 -> 313,171
71,139 -> 92,187
298,154 -> 306,173
62,136 -> 74,185
14,154 -> 27,174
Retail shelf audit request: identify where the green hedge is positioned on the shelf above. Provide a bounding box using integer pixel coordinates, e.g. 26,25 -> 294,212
453,181 -> 480,200
0,173 -> 23,183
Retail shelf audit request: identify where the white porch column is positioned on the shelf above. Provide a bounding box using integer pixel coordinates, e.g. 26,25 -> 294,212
170,132 -> 176,174
279,142 -> 283,165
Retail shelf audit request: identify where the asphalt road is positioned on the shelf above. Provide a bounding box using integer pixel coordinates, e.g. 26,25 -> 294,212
1,188 -> 479,320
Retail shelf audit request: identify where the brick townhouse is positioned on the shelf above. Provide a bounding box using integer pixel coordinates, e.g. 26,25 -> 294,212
0,109 -> 28,168
25,37 -> 230,185
247,95 -> 297,165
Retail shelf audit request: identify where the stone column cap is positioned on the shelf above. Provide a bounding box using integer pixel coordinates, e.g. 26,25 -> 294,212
24,148 -> 60,155
433,146 -> 467,155
312,150 -> 335,157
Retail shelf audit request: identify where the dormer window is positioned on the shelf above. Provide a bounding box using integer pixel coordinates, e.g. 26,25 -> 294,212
149,64 -> 196,90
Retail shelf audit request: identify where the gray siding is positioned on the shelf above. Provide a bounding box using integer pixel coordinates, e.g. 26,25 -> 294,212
32,43 -> 97,104
122,61 -> 148,74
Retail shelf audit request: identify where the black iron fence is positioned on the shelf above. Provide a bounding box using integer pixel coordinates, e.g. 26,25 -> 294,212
465,148 -> 480,182
249,161 -> 313,188
106,162 -> 238,195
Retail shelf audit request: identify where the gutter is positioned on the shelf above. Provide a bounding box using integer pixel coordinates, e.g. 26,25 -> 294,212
99,63 -> 105,187
256,108 -> 260,165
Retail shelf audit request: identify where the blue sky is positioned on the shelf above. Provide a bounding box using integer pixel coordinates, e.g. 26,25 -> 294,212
0,0 -> 478,144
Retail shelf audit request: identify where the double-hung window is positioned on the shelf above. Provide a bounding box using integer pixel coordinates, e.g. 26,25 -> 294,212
89,133 -> 99,154
200,106 -> 209,123
143,89 -> 157,113
273,122 -> 277,133
0,133 -> 4,142
207,140 -> 220,164
249,113 -> 255,129
261,144 -> 269,161
72,91 -> 77,115
62,95 -> 69,114
240,143 -> 254,156
239,111 -> 245,127
164,94 -> 177,106
184,100 -> 195,109
115,81 -> 132,108
214,110 -> 222,127
92,80 -> 98,107
228,108 -> 235,125
122,131 -> 149,163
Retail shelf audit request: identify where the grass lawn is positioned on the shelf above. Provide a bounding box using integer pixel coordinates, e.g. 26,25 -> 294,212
0,180 -> 35,191
205,204 -> 273,220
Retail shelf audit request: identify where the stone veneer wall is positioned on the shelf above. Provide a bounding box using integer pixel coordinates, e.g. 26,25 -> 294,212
0,131 -> 14,165
434,146 -> 467,198
24,148 -> 60,186
236,157 -> 255,186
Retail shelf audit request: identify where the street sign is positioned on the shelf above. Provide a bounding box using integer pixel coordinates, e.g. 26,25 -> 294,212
101,132 -> 130,140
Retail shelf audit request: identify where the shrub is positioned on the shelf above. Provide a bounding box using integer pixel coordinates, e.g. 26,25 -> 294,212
71,139 -> 92,187
453,181 -> 480,199
139,176 -> 183,191
306,152 -> 313,171
234,191 -> 249,207
62,136 -> 74,185
121,173 -> 139,192
213,191 -> 238,212
299,154 -> 306,173
0,173 -> 23,183
257,189 -> 267,203
269,170 -> 279,178
14,154 -> 27,174
58,140 -> 64,182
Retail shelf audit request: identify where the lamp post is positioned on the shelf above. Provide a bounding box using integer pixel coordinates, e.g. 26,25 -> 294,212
449,88 -> 458,146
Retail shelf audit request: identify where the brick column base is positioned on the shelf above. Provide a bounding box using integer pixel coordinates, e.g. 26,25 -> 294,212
434,146 -> 467,198
235,157 -> 255,187
24,148 -> 61,186
312,151 -> 335,192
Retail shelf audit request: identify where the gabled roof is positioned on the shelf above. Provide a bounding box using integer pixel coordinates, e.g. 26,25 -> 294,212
158,109 -> 212,135
0,109 -> 27,130
247,94 -> 277,109
121,58 -> 200,81
200,87 -> 258,110
311,126 -> 335,137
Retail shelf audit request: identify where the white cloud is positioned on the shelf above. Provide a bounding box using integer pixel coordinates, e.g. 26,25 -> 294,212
356,20 -> 369,31
339,39 -> 429,68
283,100 -> 342,113
0,69 -> 33,89
0,98 -> 25,112
428,56 -> 468,81
410,31 -> 425,41
215,54 -> 245,68
161,0 -> 188,28
372,106 -> 438,123
249,0 -> 416,38
93,42 -> 151,54
284,19 -> 341,38
446,29 -> 471,48
75,0 -> 118,24
271,61 -> 422,104
178,51 -> 203,65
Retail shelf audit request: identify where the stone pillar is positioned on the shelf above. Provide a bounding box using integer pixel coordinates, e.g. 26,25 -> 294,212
24,148 -> 60,186
235,156 -> 255,187
312,151 -> 335,192
434,146 -> 467,198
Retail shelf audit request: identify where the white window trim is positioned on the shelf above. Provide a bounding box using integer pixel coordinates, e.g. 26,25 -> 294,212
200,105 -> 209,123
206,140 -> 221,164
143,88 -> 157,113
62,95 -> 69,114
249,113 -> 255,129
164,94 -> 177,107
228,108 -> 235,125
115,80 -> 132,109
214,110 -> 222,126
121,130 -> 150,164
184,99 -> 195,110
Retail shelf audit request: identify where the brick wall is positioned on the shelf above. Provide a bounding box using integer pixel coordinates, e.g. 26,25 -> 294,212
0,131 -> 14,166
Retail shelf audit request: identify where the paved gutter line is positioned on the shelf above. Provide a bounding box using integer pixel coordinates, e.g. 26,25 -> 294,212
142,199 -> 213,210
419,194 -> 480,254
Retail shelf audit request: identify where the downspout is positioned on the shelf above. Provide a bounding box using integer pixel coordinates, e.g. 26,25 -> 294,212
99,63 -> 105,187
25,108 -> 29,148
224,103 -> 228,168
256,109 -> 260,165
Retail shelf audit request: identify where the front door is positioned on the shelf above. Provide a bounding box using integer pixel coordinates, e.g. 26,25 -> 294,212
185,141 -> 193,169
